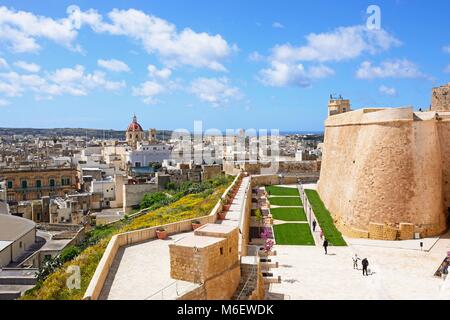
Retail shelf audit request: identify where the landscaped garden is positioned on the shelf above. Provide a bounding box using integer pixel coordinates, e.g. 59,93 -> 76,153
304,189 -> 347,246
270,207 -> 307,221
21,175 -> 234,300
273,223 -> 315,245
268,196 -> 302,207
265,185 -> 300,196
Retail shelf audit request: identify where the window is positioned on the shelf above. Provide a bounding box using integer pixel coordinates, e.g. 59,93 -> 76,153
61,178 -> 70,186
49,179 -> 55,187
135,162 -> 141,167
7,180 -> 13,189
21,180 -> 28,189
36,180 -> 42,188
220,247 -> 223,255
19,241 -> 22,248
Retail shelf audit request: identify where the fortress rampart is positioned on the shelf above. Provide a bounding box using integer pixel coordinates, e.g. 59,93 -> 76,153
317,84 -> 450,239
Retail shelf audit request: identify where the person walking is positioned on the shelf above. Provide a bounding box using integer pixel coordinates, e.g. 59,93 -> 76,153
319,230 -> 324,240
312,220 -> 317,232
323,239 -> 329,255
362,258 -> 369,276
352,254 -> 361,269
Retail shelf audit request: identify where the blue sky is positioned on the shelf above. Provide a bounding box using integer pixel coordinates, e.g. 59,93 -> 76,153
0,0 -> 449,131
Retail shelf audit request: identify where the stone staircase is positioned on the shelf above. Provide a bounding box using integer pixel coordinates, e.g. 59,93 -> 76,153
232,259 -> 259,300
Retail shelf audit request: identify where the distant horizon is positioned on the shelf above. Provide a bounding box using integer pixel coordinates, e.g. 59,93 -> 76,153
0,126 -> 324,135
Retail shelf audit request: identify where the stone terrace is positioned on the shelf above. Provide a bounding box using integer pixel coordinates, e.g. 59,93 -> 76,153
98,176 -> 251,300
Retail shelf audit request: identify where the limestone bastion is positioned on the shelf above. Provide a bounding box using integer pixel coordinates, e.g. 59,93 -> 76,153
317,83 -> 450,240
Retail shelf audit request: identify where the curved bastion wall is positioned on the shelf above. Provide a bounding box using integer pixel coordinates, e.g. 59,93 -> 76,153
317,107 -> 449,239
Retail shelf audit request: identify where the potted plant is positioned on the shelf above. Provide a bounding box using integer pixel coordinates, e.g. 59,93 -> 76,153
156,227 -> 168,240
218,210 -> 227,220
192,220 -> 202,230
221,197 -> 232,212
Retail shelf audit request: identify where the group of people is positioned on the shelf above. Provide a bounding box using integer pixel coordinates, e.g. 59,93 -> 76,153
353,254 -> 370,276
314,219 -> 371,277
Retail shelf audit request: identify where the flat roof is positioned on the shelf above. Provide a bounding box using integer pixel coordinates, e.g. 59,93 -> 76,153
0,215 -> 36,242
0,240 -> 12,252
195,223 -> 236,235
173,235 -> 224,249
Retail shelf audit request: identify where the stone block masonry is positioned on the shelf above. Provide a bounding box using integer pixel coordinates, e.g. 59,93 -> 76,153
431,83 -> 450,112
169,224 -> 241,300
318,85 -> 450,240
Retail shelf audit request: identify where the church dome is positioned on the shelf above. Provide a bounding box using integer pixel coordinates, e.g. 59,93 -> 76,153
127,115 -> 143,132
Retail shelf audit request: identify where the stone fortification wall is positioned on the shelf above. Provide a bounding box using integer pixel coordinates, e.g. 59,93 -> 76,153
318,107 -> 448,239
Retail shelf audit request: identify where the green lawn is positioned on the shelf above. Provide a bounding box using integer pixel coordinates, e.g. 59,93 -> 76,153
273,223 -> 315,245
270,207 -> 307,221
304,189 -> 347,246
269,196 -> 302,207
266,185 -> 300,196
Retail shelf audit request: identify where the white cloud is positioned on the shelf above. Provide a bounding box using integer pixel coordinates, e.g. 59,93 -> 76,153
443,45 -> 450,54
0,6 -> 79,53
379,85 -> 397,96
0,57 -> 8,69
259,61 -> 334,87
132,80 -> 166,104
147,64 -> 172,79
0,98 -> 9,106
356,59 -> 424,79
258,25 -> 399,87
190,77 -> 242,107
14,60 -> 40,73
68,6 -> 236,71
272,22 -> 284,29
97,59 -> 130,72
0,65 -> 125,99
270,25 -> 400,63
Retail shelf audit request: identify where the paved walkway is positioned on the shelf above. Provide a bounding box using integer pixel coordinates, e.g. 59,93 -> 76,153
99,177 -> 251,300
99,232 -> 198,300
268,231 -> 450,300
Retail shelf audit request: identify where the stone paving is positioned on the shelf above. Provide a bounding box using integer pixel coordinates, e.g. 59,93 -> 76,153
268,233 -> 450,300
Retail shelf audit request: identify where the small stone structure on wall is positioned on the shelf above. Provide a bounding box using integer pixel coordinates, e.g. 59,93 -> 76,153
169,224 -> 241,300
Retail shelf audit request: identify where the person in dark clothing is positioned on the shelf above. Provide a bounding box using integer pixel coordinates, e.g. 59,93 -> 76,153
312,220 -> 317,232
323,239 -> 329,255
362,258 -> 369,276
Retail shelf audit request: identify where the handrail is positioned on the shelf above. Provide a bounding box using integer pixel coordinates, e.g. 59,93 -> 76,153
236,245 -> 260,300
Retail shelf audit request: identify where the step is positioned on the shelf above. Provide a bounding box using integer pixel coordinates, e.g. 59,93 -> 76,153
261,261 -> 279,269
263,275 -> 281,284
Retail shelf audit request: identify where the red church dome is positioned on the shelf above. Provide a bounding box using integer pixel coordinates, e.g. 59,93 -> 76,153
127,115 -> 143,132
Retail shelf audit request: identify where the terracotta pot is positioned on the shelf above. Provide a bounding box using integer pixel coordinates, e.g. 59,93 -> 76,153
223,204 -> 232,211
156,230 -> 168,240
218,212 -> 227,220
192,223 -> 202,230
